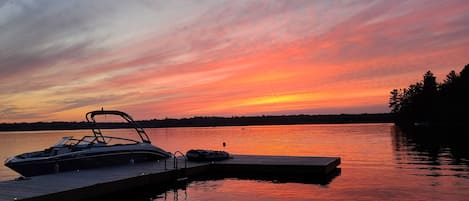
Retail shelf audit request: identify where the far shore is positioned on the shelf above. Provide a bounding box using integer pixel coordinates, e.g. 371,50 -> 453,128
0,113 -> 393,132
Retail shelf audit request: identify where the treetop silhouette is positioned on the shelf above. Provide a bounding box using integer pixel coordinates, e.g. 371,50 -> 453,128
389,64 -> 469,128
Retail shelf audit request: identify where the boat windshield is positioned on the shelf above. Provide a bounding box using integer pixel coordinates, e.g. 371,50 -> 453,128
77,136 -> 140,146
52,136 -> 100,147
52,135 -> 140,148
76,136 -> 101,146
52,136 -> 76,147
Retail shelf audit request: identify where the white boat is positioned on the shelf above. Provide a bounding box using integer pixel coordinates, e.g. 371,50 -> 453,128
4,110 -> 171,177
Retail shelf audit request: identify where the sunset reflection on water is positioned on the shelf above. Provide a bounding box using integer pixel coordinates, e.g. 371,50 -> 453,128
1,124 -> 468,200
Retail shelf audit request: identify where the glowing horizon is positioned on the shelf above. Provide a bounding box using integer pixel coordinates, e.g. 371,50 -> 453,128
1,0 -> 468,123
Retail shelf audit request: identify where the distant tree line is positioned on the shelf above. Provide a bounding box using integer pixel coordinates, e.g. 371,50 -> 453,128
0,113 -> 393,131
141,113 -> 392,127
389,64 -> 469,128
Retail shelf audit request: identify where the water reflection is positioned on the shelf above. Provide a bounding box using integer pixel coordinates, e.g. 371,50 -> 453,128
3,124 -> 469,201
86,168 -> 341,201
391,126 -> 469,179
84,180 -> 188,201
151,183 -> 188,201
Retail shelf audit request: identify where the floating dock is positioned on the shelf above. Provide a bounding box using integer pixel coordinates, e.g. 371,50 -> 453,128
0,155 -> 340,201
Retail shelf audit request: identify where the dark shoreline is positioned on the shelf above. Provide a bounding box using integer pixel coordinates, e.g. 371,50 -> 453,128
0,113 -> 393,132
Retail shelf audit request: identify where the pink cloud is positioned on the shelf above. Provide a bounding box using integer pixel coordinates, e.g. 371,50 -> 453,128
1,0 -> 468,122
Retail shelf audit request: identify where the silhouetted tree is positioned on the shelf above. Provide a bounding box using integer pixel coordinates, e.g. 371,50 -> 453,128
438,70 -> 460,122
442,70 -> 458,88
460,64 -> 469,79
419,71 -> 438,122
389,64 -> 469,129
389,89 -> 401,113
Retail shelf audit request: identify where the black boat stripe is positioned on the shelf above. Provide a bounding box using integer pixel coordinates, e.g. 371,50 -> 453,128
11,151 -> 168,165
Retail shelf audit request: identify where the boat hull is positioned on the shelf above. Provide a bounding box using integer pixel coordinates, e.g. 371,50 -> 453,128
5,145 -> 170,177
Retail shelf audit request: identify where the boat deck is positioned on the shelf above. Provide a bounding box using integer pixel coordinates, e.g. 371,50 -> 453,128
0,155 -> 340,201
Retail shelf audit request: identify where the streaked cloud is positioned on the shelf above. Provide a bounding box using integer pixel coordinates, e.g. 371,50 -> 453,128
0,0 -> 468,122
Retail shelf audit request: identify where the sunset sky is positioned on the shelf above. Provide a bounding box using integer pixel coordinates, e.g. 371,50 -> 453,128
1,0 -> 468,123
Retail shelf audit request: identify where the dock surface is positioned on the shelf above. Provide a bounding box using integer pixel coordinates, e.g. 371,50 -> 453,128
0,155 -> 340,201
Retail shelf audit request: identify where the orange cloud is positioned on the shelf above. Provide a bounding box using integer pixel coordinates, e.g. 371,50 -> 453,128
1,1 -> 468,122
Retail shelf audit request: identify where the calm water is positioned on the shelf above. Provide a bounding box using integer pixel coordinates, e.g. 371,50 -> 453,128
1,123 -> 468,200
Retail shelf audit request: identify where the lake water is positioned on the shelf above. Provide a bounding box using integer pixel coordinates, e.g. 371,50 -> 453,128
1,123 -> 468,200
